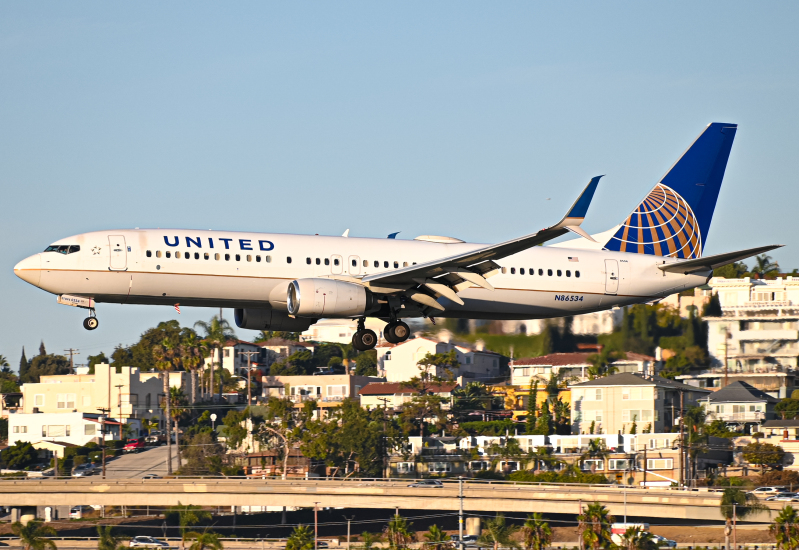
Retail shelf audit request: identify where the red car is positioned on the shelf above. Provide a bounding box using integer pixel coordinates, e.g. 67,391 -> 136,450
124,437 -> 146,453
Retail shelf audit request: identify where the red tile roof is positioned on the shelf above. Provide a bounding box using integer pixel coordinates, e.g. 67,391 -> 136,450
358,382 -> 458,396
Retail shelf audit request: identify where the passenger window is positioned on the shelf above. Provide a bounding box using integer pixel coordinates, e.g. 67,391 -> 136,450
324,258 -> 329,266
334,258 -> 340,266
204,253 -> 210,260
146,251 -> 152,258
363,260 -> 368,267
194,252 -> 200,260
215,253 -> 220,260
391,261 -> 396,268
316,258 -> 321,265
287,257 -> 292,264
236,254 -> 241,261
384,261 -> 389,268
538,269 -> 543,275
403,262 -> 408,267
501,267 -> 507,274
510,268 -> 516,274
185,252 -> 191,260
566,270 -> 571,277
256,255 -> 261,262
352,259 -> 357,267
176,252 -> 182,259
374,261 -> 379,268
557,270 -> 562,276
306,257 -> 311,265
246,255 -> 252,262
576,271 -> 581,278
529,268 -> 534,275
520,268 -> 525,275
547,269 -> 553,276
166,252 -> 171,258
266,255 -> 271,263
225,254 -> 230,261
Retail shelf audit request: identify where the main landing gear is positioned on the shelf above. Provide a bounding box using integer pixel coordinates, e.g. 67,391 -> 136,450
83,310 -> 99,331
384,320 -> 411,344
352,318 -> 377,351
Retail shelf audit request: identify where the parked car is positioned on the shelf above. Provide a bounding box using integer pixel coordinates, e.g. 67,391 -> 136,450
142,474 -> 162,480
450,535 -> 482,548
750,486 -> 790,496
768,493 -> 799,502
124,438 -> 147,453
69,505 -> 94,519
129,537 -> 171,548
71,463 -> 97,477
407,480 -> 444,488
145,431 -> 166,446
652,535 -> 677,548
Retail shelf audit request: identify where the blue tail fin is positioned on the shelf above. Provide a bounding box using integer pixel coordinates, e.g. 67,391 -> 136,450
604,123 -> 737,258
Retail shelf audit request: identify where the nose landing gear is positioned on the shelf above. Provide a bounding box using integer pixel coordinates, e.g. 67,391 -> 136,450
83,311 -> 99,331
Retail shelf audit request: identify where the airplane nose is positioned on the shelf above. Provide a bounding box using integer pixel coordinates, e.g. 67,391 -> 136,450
14,254 -> 42,287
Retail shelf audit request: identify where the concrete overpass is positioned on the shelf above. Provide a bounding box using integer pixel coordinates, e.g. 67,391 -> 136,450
0,479 -> 780,523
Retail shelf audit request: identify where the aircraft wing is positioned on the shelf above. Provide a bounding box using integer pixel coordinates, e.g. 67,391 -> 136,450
361,176 -> 602,310
657,244 -> 784,274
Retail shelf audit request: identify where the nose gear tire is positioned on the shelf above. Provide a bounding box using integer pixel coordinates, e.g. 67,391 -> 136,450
83,317 -> 99,331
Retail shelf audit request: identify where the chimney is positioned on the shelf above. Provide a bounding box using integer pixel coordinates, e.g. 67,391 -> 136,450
475,339 -> 485,352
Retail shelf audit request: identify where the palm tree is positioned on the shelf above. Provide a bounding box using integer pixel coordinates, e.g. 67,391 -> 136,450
185,531 -> 223,550
753,254 -> 780,277
167,502 -> 213,550
166,387 -> 188,472
384,514 -> 415,550
0,354 -> 10,373
618,527 -> 657,550
771,506 -> 799,550
424,525 -> 450,550
357,533 -> 383,550
720,488 -> 767,550
581,439 -> 610,472
153,338 -> 179,475
181,331 -> 208,403
194,316 -> 236,401
521,513 -> 552,550
478,514 -> 520,550
11,520 -> 57,550
577,502 -> 613,550
286,525 -> 315,550
97,526 -> 127,550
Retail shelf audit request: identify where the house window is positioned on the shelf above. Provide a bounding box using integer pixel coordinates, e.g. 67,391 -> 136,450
581,459 -> 604,471
469,461 -> 490,471
594,389 -> 602,401
609,459 -> 631,470
647,458 -> 674,470
57,394 -> 76,409
34,395 -> 44,407
326,385 -> 348,397
224,349 -> 230,358
66,426 -> 71,436
396,462 -> 415,473
500,461 -> 519,472
85,424 -> 96,435
429,462 -> 452,473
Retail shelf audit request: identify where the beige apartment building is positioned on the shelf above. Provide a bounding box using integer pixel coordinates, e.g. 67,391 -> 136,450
358,382 -> 458,411
19,363 -> 186,429
262,374 -> 384,415
376,337 -> 502,383
570,373 -> 710,435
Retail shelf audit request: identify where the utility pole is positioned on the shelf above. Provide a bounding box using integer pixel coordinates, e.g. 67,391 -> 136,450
343,515 -> 355,550
64,348 -> 79,374
240,351 -> 260,408
458,476 -> 465,550
378,397 -> 389,478
733,503 -> 737,550
97,407 -> 110,479
642,445 -> 647,487
115,384 -> 124,430
314,502 -> 320,550
679,390 -> 685,489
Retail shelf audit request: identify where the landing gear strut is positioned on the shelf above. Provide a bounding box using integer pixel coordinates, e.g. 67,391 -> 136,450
83,310 -> 99,331
352,317 -> 377,351
384,320 -> 411,344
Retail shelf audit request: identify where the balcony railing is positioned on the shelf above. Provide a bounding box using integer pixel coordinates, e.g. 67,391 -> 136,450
706,411 -> 765,422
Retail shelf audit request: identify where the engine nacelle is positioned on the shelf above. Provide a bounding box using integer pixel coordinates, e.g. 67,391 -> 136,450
234,308 -> 315,332
287,278 -> 376,317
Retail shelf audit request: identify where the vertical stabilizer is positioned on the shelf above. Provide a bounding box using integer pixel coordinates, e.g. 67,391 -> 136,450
604,123 -> 737,258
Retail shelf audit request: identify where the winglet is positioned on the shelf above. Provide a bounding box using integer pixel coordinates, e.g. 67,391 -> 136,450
554,175 -> 603,230
387,232 -> 401,239
342,229 -> 350,238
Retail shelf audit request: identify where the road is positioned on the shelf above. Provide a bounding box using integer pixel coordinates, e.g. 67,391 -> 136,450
103,445 -> 179,479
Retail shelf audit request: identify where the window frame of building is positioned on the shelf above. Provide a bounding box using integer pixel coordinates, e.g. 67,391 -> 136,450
608,459 -> 631,470
581,459 -> 604,471
396,462 -> 415,474
647,458 -> 674,470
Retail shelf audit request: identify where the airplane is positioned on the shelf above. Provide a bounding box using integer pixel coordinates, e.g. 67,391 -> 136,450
13,123 -> 782,351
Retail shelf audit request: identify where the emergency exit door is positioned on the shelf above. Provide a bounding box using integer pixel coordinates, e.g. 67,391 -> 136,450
108,235 -> 127,271
604,259 -> 619,295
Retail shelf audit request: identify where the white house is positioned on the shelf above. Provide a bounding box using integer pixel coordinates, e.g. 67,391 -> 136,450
7,412 -> 124,447
376,337 -> 502,383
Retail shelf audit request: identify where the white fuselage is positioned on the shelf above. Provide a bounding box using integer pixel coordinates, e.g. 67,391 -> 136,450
14,229 -> 711,320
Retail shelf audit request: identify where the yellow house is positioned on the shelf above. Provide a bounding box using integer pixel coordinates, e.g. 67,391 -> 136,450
492,385 -> 572,421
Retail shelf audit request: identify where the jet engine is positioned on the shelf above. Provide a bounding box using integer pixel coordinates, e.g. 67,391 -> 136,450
234,308 -> 315,332
287,279 -> 377,317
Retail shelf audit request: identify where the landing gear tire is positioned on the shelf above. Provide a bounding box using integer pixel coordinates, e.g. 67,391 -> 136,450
353,329 -> 378,351
83,317 -> 99,331
384,321 -> 411,344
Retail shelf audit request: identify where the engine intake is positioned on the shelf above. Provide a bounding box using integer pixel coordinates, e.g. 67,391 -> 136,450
287,278 -> 376,317
234,308 -> 315,332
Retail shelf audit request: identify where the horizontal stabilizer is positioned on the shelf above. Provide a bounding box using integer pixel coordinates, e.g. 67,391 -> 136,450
657,244 -> 784,274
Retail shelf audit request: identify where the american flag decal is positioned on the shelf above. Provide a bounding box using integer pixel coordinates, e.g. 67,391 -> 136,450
174,304 -> 181,314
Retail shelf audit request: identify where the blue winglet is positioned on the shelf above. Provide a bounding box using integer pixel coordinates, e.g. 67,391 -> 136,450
387,232 -> 401,239
565,175 -> 603,220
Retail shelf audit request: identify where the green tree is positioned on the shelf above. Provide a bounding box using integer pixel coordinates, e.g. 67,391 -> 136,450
86,352 -> 108,375
587,349 -> 621,380
354,351 -> 378,376
357,533 -> 383,550
21,354 -> 70,383
97,526 -> 127,550
720,488 -> 767,550
11,520 -> 57,550
423,525 -> 450,550
714,261 -> 748,279
2,441 -> 38,469
220,408 -> 249,451
752,254 -> 780,277
618,527 -> 657,550
286,526 -> 314,550
153,338 -> 179,474
771,505 -> 799,550
743,442 -> 786,473
532,401 -> 552,436
166,502 -> 213,550
453,382 -> 500,415
478,514 -> 519,550
384,515 -> 415,550
526,380 -> 539,435
181,331 -> 208,403
194,316 -> 236,398
185,531 -> 223,550
181,431 -> 226,476
521,513 -> 552,550
775,399 -> 799,420
166,386 -> 188,470
578,502 -> 614,550
257,397 -> 316,479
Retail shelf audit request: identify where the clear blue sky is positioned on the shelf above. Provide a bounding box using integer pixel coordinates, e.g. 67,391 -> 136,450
2,2 -> 797,367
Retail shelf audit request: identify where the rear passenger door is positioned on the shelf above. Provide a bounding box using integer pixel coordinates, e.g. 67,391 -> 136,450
108,235 -> 127,271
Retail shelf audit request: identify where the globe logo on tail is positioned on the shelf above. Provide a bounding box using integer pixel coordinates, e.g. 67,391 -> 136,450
605,184 -> 702,259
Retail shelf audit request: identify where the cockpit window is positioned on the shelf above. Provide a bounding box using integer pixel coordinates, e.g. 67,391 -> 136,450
44,245 -> 80,254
